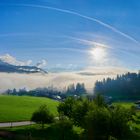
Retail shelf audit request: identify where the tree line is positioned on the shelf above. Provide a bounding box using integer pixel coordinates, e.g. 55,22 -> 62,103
94,72 -> 140,100
4,83 -> 87,100
4,71 -> 140,101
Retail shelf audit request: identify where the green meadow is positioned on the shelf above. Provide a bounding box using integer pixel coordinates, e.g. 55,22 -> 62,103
113,102 -> 136,108
0,95 -> 59,122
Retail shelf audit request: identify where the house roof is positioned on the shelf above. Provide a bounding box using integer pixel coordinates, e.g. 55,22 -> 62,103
135,101 -> 140,104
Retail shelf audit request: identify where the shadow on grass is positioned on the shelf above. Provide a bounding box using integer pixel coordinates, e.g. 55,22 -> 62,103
1,123 -> 80,140
1,124 -> 140,140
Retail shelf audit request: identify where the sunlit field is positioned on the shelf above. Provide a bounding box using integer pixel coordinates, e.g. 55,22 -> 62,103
0,96 -> 59,122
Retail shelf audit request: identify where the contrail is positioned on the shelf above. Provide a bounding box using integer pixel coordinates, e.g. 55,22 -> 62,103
33,47 -> 88,54
67,36 -> 140,58
6,3 -> 140,45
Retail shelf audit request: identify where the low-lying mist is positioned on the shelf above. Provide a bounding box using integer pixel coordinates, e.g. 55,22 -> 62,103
0,67 -> 129,94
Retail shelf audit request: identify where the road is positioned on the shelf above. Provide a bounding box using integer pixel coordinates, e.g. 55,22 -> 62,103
0,121 -> 35,128
0,117 -> 59,128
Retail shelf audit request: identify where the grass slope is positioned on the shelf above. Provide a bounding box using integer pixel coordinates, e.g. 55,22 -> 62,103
113,102 -> 135,109
0,95 -> 59,122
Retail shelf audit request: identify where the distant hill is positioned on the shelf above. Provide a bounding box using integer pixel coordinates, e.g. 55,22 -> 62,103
0,60 -> 47,74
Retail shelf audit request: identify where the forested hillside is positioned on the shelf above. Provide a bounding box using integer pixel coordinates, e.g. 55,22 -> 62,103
94,72 -> 140,100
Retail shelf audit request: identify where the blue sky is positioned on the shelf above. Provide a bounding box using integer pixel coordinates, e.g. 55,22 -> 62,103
0,0 -> 140,71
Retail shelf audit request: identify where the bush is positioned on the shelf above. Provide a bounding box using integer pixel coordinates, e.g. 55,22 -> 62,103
53,118 -> 79,140
31,105 -> 54,128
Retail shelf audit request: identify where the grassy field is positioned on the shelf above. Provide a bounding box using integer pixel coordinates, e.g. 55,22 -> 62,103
113,102 -> 136,109
0,95 -> 59,122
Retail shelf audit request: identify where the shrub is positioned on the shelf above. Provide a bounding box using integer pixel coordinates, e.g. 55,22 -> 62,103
31,105 -> 54,128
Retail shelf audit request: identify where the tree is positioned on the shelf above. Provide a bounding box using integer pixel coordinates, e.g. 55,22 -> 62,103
84,107 -> 111,140
54,118 -> 77,140
110,105 -> 131,138
75,83 -> 86,96
58,96 -> 134,140
71,98 -> 90,127
57,97 -> 75,118
67,84 -> 75,95
94,94 -> 107,107
31,105 -> 54,128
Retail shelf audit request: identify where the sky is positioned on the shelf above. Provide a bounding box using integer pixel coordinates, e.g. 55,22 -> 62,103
0,0 -> 140,71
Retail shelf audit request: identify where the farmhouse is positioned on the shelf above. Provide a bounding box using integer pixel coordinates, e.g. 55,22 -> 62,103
135,101 -> 140,109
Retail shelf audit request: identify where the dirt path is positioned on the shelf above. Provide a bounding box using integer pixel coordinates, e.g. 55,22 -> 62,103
0,121 -> 34,128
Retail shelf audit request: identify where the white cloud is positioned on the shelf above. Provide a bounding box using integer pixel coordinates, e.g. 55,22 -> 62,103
36,59 -> 47,68
0,54 -> 32,66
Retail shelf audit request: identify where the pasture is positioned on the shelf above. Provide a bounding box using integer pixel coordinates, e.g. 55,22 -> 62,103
0,95 -> 59,122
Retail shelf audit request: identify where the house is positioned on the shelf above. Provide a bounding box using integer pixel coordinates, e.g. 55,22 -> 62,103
135,101 -> 140,109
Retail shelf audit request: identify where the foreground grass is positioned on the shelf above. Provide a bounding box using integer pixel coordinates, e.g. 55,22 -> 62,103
0,123 -> 140,140
0,95 -> 59,122
0,123 -> 81,140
